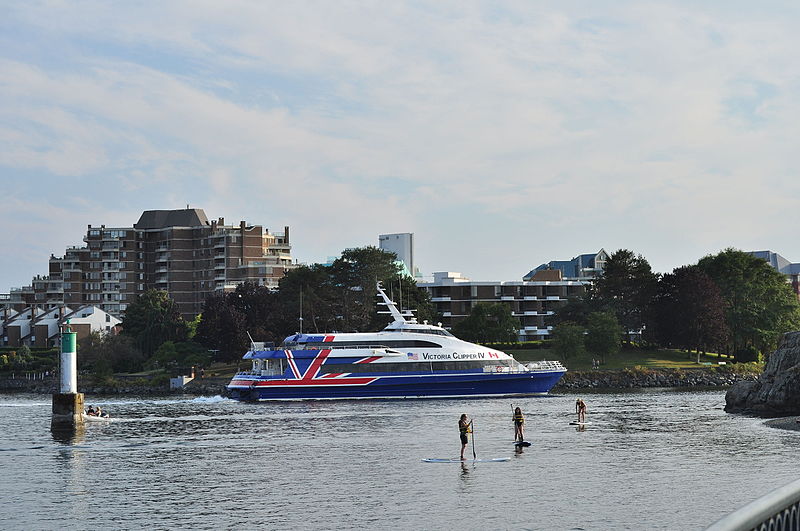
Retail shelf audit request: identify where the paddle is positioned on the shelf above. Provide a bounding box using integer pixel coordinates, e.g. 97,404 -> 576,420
511,403 -> 516,442
470,420 -> 476,460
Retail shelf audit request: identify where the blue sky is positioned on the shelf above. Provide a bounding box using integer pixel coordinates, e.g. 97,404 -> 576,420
2,1 -> 800,290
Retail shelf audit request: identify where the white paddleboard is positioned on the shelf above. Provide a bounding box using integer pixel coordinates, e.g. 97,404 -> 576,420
422,457 -> 511,463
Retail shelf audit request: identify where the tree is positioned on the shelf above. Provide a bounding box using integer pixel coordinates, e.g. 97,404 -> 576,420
328,247 -> 405,331
273,265 -> 340,337
194,246 -> 439,359
590,249 -> 659,340
585,311 -> 623,363
121,290 -> 189,356
551,322 -> 586,362
452,303 -> 520,343
78,332 -> 145,374
697,248 -> 800,358
195,292 -> 249,362
148,340 -> 212,371
646,266 -> 729,359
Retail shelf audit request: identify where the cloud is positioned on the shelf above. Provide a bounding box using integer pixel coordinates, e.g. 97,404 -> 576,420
1,1 -> 800,291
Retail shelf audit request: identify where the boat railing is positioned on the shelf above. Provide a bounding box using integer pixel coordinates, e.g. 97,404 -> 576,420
523,360 -> 567,372
706,477 -> 800,531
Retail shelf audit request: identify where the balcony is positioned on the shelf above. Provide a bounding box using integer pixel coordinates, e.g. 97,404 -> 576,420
156,254 -> 169,263
431,296 -> 451,302
215,274 -> 226,281
155,267 -> 168,274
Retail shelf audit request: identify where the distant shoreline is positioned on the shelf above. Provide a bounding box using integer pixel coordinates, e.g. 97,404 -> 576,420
2,367 -> 759,396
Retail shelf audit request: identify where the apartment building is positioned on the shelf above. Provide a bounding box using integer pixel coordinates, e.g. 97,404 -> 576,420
3,208 -> 295,320
418,270 -> 588,341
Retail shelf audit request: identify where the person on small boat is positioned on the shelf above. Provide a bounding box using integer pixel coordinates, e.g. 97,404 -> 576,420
86,406 -> 96,416
458,414 -> 472,460
513,407 -> 525,442
576,398 -> 587,424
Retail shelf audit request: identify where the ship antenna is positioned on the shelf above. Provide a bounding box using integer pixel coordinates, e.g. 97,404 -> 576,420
299,287 -> 303,334
246,331 -> 257,351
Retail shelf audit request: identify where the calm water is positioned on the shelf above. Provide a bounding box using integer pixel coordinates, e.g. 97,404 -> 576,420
1,389 -> 798,530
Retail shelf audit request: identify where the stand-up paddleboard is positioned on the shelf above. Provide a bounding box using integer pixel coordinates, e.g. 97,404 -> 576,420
422,457 -> 510,463
514,441 -> 532,447
569,421 -> 590,426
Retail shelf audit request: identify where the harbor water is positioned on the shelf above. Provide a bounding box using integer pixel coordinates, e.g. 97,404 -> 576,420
1,389 -> 798,530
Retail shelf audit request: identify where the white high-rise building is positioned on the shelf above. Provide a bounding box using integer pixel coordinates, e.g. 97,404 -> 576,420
379,233 -> 415,277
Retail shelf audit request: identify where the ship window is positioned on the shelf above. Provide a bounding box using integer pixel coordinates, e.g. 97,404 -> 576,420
318,360 -> 495,374
301,340 -> 443,349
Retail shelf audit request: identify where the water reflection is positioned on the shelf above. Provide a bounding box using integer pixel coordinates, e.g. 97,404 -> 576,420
2,390 -> 799,530
51,425 -> 86,445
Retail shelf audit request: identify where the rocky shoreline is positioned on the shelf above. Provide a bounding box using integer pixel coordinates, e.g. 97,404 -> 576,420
554,367 -> 759,390
725,331 -> 800,417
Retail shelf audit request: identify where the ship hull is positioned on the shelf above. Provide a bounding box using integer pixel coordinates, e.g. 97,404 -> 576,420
227,370 -> 565,401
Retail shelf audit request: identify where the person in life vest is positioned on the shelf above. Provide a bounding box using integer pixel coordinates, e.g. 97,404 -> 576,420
458,414 -> 472,460
513,407 -> 525,442
576,398 -> 587,424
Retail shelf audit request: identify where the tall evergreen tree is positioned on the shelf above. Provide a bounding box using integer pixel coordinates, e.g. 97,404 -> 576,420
590,249 -> 659,339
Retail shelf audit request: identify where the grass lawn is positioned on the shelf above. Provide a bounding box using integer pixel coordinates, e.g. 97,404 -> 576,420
509,347 -> 737,371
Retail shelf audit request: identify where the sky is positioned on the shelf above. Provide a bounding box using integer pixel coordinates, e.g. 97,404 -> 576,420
2,1 -> 800,290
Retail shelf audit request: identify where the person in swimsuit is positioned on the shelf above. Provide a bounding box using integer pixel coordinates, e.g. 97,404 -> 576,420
513,407 -> 525,442
576,398 -> 587,424
458,414 -> 472,460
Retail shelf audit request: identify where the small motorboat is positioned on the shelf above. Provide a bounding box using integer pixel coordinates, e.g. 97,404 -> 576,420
83,408 -> 111,421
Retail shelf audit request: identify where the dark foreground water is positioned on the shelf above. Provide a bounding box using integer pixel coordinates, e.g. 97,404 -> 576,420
1,389 -> 798,530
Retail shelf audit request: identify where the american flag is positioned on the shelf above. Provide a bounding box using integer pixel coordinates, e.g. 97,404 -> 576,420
407,352 -> 418,360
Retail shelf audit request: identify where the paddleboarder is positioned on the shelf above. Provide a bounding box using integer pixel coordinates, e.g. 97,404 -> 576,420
576,398 -> 587,424
458,414 -> 472,460
512,406 -> 525,442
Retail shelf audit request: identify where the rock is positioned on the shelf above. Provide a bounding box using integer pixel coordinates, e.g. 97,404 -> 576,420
725,331 -> 800,416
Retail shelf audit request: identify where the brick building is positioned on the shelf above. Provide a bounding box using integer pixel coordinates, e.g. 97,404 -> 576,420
2,208 -> 295,320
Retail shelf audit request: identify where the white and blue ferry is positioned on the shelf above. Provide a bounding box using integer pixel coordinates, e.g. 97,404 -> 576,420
227,286 -> 567,401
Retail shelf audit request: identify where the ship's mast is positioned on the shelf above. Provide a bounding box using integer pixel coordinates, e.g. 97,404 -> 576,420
376,283 -> 416,324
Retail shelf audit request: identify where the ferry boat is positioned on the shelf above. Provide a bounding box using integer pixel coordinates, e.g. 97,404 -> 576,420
227,286 -> 567,401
